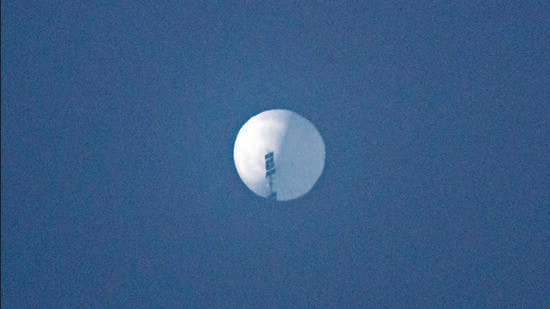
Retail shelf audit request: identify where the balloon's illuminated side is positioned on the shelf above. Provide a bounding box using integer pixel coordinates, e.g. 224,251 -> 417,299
233,109 -> 325,201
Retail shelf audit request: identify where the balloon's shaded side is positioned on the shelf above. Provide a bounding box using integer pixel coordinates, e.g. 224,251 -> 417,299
233,109 -> 325,201
275,112 -> 325,201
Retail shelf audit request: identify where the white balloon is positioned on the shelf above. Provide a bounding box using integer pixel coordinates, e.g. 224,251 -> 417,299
233,109 -> 325,201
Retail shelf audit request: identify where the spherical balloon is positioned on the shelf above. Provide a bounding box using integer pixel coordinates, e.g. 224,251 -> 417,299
233,109 -> 325,201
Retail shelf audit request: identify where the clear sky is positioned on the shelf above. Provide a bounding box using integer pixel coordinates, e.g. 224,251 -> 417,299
2,1 -> 549,307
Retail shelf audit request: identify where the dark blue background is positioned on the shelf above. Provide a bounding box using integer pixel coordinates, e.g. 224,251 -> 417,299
2,2 -> 548,307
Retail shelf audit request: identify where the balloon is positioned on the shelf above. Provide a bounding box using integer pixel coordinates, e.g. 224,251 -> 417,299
233,109 -> 325,201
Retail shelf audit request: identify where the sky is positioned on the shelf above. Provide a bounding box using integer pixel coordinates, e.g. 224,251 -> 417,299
2,1 -> 549,307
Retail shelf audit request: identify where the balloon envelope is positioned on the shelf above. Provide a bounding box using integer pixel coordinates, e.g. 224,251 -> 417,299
233,109 -> 325,201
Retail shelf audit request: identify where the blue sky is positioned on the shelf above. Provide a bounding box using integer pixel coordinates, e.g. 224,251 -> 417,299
2,1 -> 549,307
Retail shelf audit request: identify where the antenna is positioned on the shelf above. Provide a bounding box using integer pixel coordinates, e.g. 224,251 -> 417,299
265,152 -> 277,200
